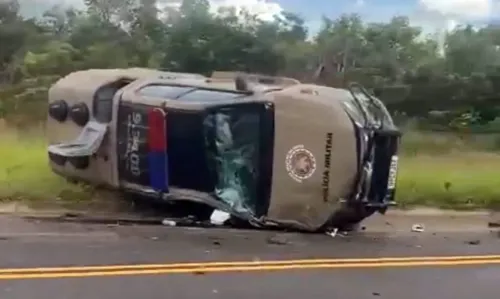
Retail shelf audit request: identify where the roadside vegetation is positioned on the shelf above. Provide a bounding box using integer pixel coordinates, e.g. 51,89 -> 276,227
0,125 -> 93,204
1,0 -> 500,210
398,131 -> 500,210
2,123 -> 500,210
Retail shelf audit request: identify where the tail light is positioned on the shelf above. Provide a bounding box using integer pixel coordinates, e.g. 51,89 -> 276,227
48,100 -> 68,122
69,102 -> 89,127
148,108 -> 169,192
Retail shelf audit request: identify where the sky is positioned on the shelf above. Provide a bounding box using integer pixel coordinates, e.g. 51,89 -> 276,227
20,0 -> 500,36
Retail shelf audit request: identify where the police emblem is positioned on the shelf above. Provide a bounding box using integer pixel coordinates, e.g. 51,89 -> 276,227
285,145 -> 317,183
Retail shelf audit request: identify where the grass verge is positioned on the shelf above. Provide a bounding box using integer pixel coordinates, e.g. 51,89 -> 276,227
1,125 -> 499,210
398,152 -> 500,210
397,131 -> 500,210
0,126 -> 93,203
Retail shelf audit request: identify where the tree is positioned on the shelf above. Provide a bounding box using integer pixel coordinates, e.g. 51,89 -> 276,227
1,0 -> 500,125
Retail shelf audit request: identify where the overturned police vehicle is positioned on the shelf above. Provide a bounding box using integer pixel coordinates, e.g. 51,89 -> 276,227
46,67 -> 401,232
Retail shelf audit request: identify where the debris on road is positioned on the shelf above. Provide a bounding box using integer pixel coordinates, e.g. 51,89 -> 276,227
210,210 -> 230,226
62,212 -> 83,218
326,228 -> 339,238
488,222 -> 500,228
161,219 -> 177,226
266,234 -> 290,245
466,240 -> 480,245
325,227 -> 351,238
411,224 -> 425,233
209,236 -> 222,246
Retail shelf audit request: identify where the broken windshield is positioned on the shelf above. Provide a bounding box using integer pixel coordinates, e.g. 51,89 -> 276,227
203,106 -> 261,216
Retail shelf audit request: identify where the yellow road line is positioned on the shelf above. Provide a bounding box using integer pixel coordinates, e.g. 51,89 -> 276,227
2,255 -> 500,274
0,259 -> 499,280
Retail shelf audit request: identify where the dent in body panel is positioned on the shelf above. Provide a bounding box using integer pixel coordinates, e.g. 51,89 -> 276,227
47,69 -> 397,232
117,84 -> 268,219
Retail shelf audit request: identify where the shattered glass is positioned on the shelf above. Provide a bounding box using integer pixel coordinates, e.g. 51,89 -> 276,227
203,107 -> 261,216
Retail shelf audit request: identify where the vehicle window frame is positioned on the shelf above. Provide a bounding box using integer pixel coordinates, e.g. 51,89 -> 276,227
93,81 -> 131,123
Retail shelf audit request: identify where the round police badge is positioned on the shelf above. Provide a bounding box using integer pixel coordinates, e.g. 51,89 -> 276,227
285,145 -> 317,183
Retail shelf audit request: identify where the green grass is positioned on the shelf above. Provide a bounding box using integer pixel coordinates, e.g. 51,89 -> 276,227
0,125 -> 92,203
1,123 -> 500,210
397,153 -> 500,210
396,131 -> 500,210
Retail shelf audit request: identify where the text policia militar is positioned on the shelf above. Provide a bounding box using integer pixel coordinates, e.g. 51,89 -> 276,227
322,132 -> 332,202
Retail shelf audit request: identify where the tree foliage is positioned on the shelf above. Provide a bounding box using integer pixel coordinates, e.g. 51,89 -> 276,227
1,0 -> 500,126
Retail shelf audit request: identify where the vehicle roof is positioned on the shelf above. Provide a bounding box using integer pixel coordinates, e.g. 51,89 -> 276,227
51,68 -> 358,107
49,68 -> 206,94
125,76 -> 358,108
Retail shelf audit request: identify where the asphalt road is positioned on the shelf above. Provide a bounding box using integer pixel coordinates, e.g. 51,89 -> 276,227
0,213 -> 498,299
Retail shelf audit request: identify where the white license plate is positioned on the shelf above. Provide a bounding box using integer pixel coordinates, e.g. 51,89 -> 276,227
387,155 -> 398,189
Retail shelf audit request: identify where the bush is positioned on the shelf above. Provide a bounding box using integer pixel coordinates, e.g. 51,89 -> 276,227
0,76 -> 60,126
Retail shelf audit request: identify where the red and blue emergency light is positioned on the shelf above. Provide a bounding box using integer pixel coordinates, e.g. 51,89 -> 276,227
147,107 -> 169,192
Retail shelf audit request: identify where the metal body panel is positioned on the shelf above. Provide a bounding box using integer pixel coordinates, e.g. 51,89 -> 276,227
47,68 -> 399,232
47,70 -> 122,186
47,68 -> 203,187
116,102 -> 152,186
263,85 -> 358,230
